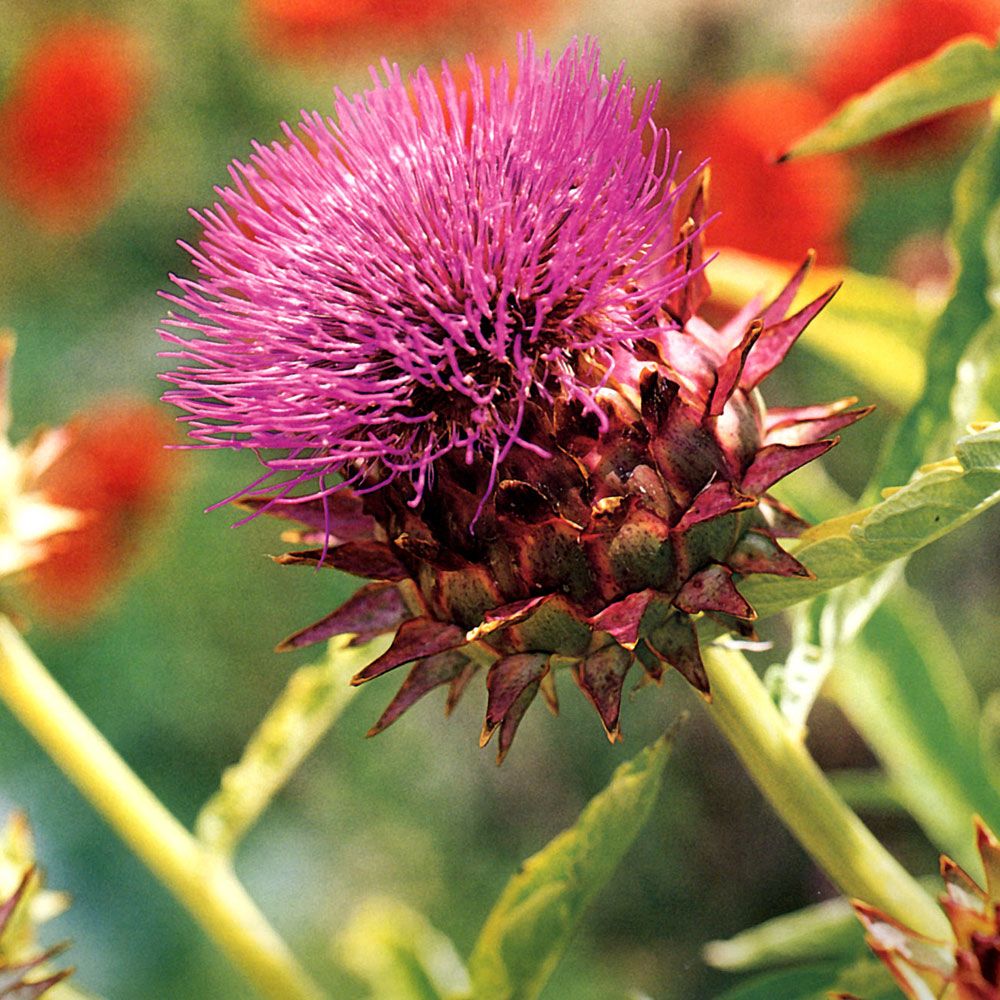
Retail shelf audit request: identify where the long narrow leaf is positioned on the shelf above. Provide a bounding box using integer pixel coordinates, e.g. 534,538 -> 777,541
828,589 -> 1000,871
782,35 -> 1000,159
704,895 -> 862,973
729,422 -> 1000,623
713,959 -> 903,1000
466,724 -> 680,1000
334,897 -> 470,1000
870,115 -> 1000,494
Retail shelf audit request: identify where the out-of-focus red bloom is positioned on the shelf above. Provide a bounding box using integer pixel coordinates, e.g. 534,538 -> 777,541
25,401 -> 180,626
247,0 -> 547,60
809,0 -> 1000,160
0,18 -> 149,234
668,77 -> 858,264
248,0 -> 460,56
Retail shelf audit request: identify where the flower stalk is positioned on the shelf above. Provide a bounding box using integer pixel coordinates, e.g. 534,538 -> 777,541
701,643 -> 951,942
0,614 -> 326,1000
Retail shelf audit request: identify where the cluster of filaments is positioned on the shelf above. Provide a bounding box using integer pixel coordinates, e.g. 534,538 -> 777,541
160,38 -> 697,505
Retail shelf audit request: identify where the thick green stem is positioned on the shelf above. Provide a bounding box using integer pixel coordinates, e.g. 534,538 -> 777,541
702,643 -> 951,941
0,616 -> 326,1000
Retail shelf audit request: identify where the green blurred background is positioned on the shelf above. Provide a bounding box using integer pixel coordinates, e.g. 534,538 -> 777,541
1,0 -> 999,997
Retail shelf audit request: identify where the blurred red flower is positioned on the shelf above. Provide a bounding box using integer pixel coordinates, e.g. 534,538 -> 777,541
248,0 -> 460,56
25,401 -> 180,626
247,0 -> 547,60
667,77 -> 858,264
0,18 -> 149,234
809,0 -> 1000,160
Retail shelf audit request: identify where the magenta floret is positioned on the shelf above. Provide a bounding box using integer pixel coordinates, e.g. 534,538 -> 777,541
160,38 -> 698,507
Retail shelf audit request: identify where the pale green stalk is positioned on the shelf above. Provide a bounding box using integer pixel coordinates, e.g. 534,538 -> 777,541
702,643 -> 951,941
0,615 -> 326,1000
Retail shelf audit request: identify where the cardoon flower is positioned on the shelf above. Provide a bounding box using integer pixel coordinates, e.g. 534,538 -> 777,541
848,820 -> 1000,1000
161,38 -> 867,759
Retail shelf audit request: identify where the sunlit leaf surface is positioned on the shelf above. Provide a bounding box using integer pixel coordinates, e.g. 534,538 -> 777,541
830,589 -> 1000,871
706,250 -> 934,408
871,116 -> 1000,493
334,897 -> 469,1000
726,422 -> 1000,622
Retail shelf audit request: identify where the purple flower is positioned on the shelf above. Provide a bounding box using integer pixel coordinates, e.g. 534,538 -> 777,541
160,36 -> 867,754
159,37 -> 697,509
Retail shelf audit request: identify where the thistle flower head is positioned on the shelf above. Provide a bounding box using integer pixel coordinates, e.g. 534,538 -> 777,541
161,37 -> 696,506
161,39 -> 868,758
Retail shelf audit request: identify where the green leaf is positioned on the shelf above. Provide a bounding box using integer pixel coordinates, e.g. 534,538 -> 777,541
713,422 -> 1000,773
782,36 -> 1000,159
334,897 -> 470,1000
195,633 -> 391,855
763,564 -> 904,733
703,896 -> 862,973
712,958 -> 901,1000
466,724 -> 681,1000
959,198 -> 1000,424
828,588 -> 1000,872
706,251 -> 934,409
871,115 -> 1000,494
730,422 -> 1000,624
710,963 -> 841,1000
952,314 -> 1000,428
832,958 -> 913,1000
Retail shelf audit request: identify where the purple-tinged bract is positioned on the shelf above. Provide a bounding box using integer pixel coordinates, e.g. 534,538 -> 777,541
161,38 -> 868,760
161,38 -> 694,504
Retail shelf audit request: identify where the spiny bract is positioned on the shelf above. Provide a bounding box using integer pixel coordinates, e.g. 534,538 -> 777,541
160,38 -> 867,760
851,820 -> 1000,1000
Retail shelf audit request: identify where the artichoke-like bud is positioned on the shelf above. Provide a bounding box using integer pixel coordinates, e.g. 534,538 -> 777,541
160,38 -> 867,759
0,813 -> 73,998
849,819 -> 1000,1000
